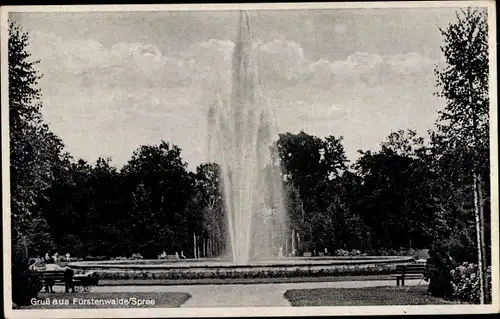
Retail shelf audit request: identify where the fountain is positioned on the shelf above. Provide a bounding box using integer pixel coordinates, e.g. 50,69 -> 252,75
207,10 -> 286,264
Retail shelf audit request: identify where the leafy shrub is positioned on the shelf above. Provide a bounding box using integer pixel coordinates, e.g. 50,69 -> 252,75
96,263 -> 396,280
350,249 -> 362,256
365,247 -> 421,257
334,249 -> 349,256
373,248 -> 394,256
426,246 -> 456,299
130,253 -> 143,260
395,247 -> 417,257
12,257 -> 43,307
83,256 -> 109,261
451,262 -> 492,304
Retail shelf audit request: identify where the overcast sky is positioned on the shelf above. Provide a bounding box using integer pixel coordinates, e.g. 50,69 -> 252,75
10,7 -> 465,171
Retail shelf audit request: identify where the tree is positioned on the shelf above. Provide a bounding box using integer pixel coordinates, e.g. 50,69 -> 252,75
276,131 -> 325,250
193,163 -> 226,257
380,130 -> 424,158
354,130 -> 437,250
8,21 -> 63,305
434,7 -> 489,303
322,135 -> 349,180
277,131 -> 357,253
121,141 -> 193,257
277,131 -> 325,190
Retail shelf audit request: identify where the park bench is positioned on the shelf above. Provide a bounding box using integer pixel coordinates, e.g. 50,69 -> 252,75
33,269 -> 99,292
72,272 -> 100,292
391,264 -> 427,286
32,270 -> 69,293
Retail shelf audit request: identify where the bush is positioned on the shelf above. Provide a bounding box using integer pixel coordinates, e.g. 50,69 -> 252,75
426,245 -> 456,299
350,249 -> 362,256
451,262 -> 492,304
113,256 -> 127,260
373,248 -> 397,256
83,256 -> 109,261
97,263 -> 396,280
12,258 -> 43,307
395,247 -> 417,257
334,249 -> 349,256
130,253 -> 143,260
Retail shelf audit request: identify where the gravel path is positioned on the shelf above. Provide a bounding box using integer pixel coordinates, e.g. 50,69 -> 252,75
85,279 -> 425,307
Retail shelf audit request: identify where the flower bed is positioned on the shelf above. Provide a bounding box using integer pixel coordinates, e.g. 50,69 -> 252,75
451,262 -> 492,304
94,263 -> 398,280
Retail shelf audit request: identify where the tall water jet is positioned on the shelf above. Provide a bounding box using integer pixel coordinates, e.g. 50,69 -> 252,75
207,11 -> 287,264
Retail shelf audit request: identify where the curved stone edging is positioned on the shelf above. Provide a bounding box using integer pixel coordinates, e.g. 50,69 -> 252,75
69,256 -> 414,270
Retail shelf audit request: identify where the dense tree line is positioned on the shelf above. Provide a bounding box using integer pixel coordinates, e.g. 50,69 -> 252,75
9,7 -> 491,303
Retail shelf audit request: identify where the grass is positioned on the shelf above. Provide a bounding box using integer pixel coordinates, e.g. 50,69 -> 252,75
24,292 -> 191,309
284,285 -> 459,306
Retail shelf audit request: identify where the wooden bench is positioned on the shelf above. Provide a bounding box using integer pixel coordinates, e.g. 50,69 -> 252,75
30,270 -> 68,293
37,270 -> 68,286
391,264 -> 427,286
72,272 -> 100,292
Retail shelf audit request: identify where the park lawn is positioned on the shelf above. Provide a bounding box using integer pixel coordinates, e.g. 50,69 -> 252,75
26,291 -> 191,309
284,285 -> 459,306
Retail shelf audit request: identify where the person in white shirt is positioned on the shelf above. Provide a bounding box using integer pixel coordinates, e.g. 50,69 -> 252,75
43,261 -> 68,293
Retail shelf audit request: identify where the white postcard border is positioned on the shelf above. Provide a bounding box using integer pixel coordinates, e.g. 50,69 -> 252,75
1,1 -> 498,318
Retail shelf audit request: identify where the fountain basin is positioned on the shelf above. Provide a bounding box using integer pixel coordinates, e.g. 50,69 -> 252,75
69,256 -> 416,280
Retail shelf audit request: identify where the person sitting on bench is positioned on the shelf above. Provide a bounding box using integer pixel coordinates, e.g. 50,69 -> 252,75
28,258 -> 37,271
43,259 -> 69,293
42,258 -> 55,293
63,267 -> 75,293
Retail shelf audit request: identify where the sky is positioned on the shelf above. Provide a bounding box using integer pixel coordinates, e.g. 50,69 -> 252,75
10,7 -> 464,171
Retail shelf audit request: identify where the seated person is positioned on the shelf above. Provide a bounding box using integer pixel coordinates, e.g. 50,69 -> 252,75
63,267 -> 75,293
28,258 -> 37,271
45,262 -> 66,271
31,259 -> 47,271
43,260 -> 71,293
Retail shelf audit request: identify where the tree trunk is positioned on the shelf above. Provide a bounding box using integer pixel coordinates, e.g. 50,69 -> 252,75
197,235 -> 200,259
473,172 -> 485,304
193,232 -> 197,258
201,236 -> 204,258
204,236 -> 207,258
200,236 -> 204,258
477,174 -> 489,302
217,234 -> 220,257
469,63 -> 486,304
208,235 -> 211,258
214,235 -> 217,257
212,236 -> 215,257
285,230 -> 288,255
